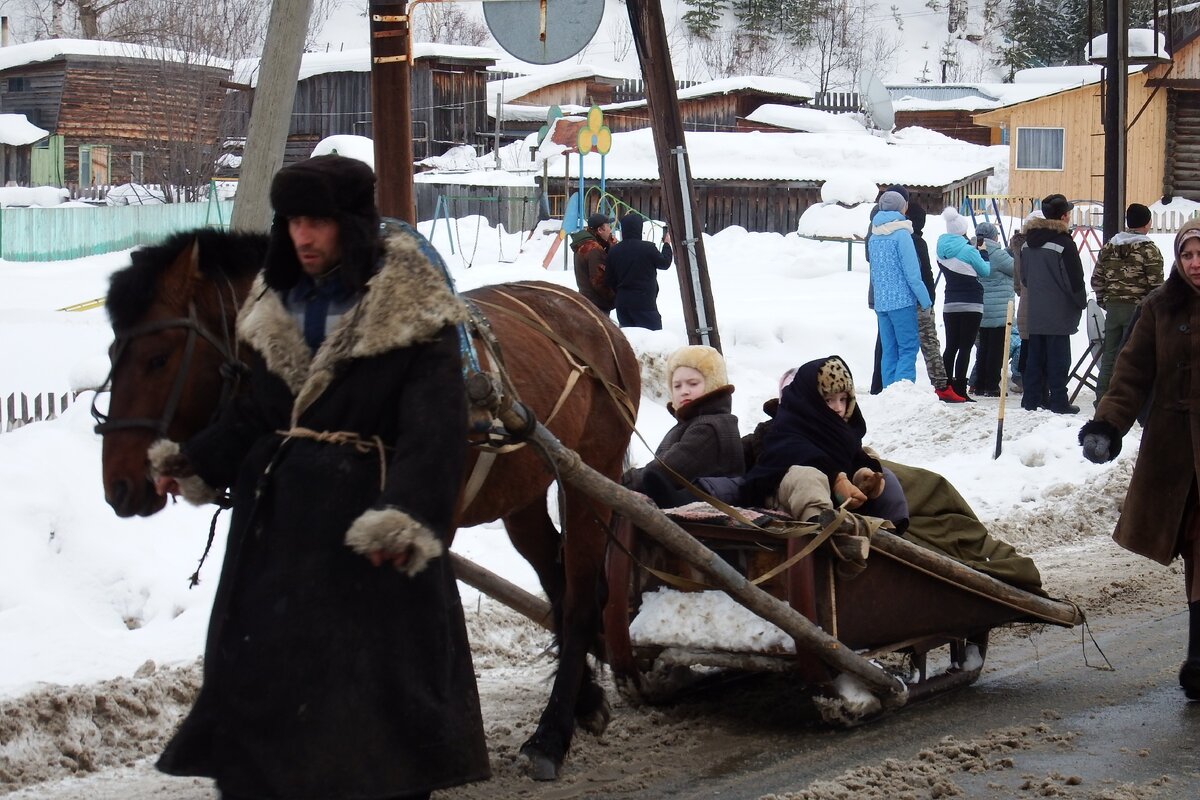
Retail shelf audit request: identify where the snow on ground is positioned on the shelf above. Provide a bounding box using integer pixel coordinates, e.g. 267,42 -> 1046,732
0,206 -> 1179,703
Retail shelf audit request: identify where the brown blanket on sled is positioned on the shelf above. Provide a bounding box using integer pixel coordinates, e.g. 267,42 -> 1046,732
883,460 -> 1045,596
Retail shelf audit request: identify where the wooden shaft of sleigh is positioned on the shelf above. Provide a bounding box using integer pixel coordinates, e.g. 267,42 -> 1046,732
494,402 -> 910,709
449,552 -> 555,633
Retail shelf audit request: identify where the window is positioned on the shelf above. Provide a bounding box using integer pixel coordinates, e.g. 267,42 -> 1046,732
130,151 -> 143,183
7,77 -> 25,92
1015,127 -> 1064,171
79,144 -> 111,185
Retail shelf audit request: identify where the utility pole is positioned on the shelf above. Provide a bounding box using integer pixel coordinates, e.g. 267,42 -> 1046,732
369,0 -> 416,221
230,0 -> 313,232
625,0 -> 722,351
1102,0 -> 1128,240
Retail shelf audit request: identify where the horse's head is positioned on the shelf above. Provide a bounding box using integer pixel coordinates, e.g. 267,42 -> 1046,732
97,229 -> 266,517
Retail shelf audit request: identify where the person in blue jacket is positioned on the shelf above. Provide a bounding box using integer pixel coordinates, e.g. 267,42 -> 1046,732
972,221 -> 1015,396
867,191 -> 932,388
936,207 -> 990,402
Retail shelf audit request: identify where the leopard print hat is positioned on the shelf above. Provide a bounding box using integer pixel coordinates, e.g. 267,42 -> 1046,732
816,356 -> 856,420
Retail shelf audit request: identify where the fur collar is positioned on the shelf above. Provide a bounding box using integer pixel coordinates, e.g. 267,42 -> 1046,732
667,384 -> 735,420
1022,216 -> 1068,234
237,232 -> 469,423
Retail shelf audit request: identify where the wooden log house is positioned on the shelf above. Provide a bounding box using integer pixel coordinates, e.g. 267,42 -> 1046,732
0,40 -> 230,194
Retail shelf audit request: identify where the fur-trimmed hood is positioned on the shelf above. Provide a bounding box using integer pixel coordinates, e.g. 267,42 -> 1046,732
1022,215 -> 1069,248
237,232 -> 469,424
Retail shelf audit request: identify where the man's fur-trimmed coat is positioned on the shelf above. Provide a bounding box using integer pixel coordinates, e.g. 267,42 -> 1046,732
1083,223 -> 1200,565
153,233 -> 490,797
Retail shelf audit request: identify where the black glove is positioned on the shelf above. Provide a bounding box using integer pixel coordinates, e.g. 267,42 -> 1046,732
1081,432 -> 1111,464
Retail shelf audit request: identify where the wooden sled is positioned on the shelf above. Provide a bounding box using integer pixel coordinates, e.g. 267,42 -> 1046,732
603,506 -> 1083,723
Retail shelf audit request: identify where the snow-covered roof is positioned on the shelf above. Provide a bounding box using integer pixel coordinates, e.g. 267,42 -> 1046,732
602,75 -> 814,112
0,114 -> 47,146
542,127 -> 996,187
492,102 -> 588,122
0,38 -> 231,72
233,43 -> 498,87
970,64 -> 1148,114
745,104 -> 868,134
486,63 -> 638,102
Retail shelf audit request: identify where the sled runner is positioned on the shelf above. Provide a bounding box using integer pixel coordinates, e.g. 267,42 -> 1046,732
602,504 -> 1083,722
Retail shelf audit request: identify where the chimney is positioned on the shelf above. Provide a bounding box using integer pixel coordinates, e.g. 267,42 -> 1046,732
2,18 -> 10,47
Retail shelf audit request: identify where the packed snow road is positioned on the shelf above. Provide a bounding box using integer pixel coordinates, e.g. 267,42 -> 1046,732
3,536 -> 1197,800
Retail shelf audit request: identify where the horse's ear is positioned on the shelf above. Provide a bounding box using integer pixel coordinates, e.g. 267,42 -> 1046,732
157,236 -> 204,303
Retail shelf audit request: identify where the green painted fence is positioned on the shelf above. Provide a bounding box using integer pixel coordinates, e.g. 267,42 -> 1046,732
0,200 -> 235,262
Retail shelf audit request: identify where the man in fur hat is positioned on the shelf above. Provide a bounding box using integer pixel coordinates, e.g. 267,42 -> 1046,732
150,154 -> 489,799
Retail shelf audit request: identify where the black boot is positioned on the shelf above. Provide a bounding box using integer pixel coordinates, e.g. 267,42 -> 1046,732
953,378 -> 977,403
1180,601 -> 1200,700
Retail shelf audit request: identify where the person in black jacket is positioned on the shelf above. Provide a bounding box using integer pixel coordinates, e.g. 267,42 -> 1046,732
605,212 -> 673,329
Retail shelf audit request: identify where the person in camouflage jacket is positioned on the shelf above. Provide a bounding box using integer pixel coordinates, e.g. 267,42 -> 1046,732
1091,203 -> 1164,403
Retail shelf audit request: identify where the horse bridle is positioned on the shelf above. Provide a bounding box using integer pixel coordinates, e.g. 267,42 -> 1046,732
92,284 -> 246,438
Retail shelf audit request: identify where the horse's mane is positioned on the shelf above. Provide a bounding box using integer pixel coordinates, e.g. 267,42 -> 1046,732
107,228 -> 269,331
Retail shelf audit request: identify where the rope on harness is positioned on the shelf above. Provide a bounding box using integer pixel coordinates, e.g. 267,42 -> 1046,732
188,495 -> 232,588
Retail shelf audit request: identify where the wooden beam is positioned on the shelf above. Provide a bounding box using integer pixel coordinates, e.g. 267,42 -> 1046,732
625,0 -> 722,350
230,0 -> 313,233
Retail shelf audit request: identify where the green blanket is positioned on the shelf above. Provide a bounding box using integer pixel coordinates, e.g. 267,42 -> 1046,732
883,460 -> 1046,596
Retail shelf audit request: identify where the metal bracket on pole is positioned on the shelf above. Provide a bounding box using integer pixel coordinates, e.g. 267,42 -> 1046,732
372,13 -> 408,20
373,55 -> 408,63
672,145 -> 710,347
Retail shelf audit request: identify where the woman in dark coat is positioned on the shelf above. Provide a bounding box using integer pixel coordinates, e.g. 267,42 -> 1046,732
623,345 -> 744,506
1081,218 -> 1200,701
605,213 -> 673,330
150,156 -> 489,798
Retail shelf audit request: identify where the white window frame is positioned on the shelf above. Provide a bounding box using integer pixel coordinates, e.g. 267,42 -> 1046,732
1015,126 -> 1065,171
130,151 -> 144,184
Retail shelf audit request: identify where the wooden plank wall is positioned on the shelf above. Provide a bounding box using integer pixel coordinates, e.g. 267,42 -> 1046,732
0,61 -> 65,132
974,74 -> 1166,207
894,109 -> 992,145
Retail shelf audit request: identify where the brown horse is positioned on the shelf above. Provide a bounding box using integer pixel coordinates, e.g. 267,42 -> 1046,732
96,225 -> 641,781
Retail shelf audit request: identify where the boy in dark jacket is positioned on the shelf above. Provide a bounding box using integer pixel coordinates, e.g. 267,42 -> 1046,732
623,345 -> 744,507
605,213 -> 673,329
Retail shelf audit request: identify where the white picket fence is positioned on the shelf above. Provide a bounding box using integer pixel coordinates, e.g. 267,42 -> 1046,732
3,391 -> 76,433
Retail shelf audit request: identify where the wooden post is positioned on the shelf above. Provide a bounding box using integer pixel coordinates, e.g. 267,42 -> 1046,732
625,0 -> 721,351
370,0 -> 415,222
229,0 -> 313,233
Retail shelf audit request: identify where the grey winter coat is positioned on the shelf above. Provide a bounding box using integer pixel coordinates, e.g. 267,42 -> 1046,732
979,239 -> 1015,328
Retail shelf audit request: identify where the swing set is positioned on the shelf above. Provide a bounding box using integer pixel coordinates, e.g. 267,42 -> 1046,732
428,192 -> 540,268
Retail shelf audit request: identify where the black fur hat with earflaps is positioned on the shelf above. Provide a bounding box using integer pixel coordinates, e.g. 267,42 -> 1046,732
263,154 -> 381,293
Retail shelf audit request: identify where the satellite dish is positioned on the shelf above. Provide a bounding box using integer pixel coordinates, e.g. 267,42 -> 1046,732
484,0 -> 604,65
858,71 -> 895,132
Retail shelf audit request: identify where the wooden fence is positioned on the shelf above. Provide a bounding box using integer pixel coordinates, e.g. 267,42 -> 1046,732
3,391 -> 76,434
0,200 -> 233,261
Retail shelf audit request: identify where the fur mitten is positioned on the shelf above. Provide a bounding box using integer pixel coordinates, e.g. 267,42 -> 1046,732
852,467 -> 886,499
831,471 -> 867,509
